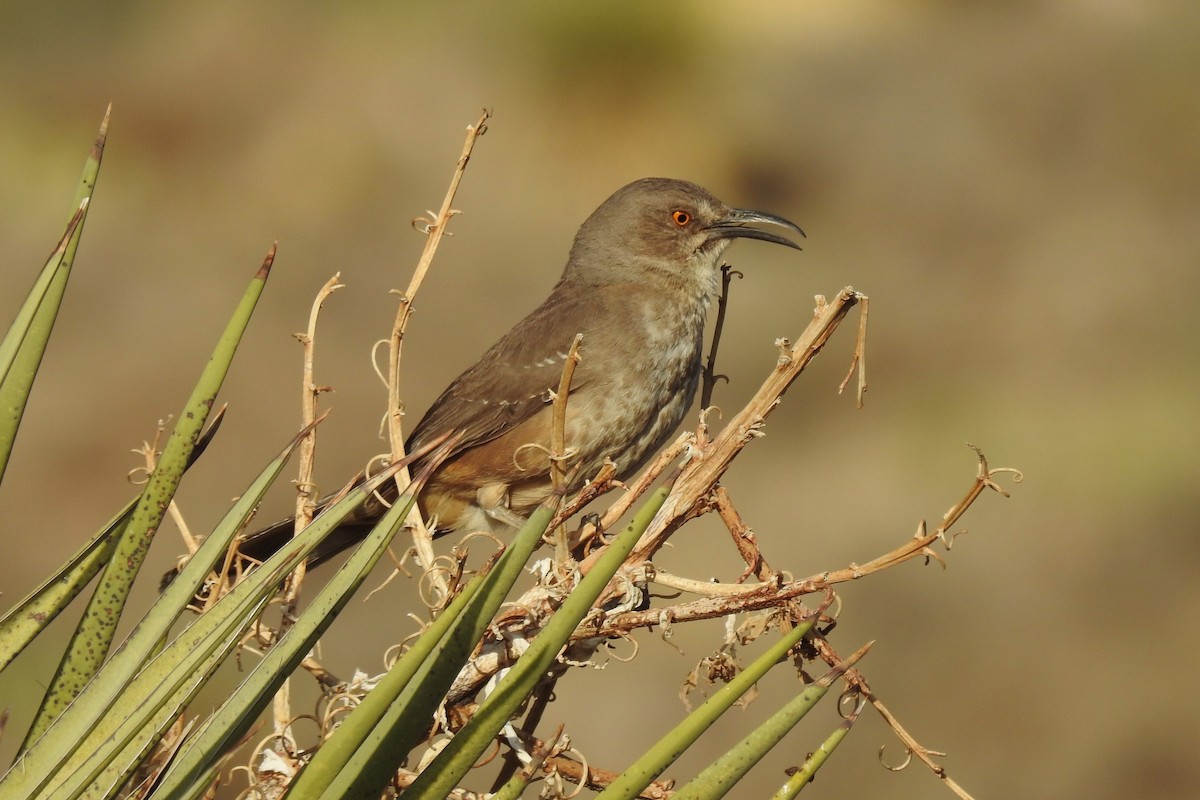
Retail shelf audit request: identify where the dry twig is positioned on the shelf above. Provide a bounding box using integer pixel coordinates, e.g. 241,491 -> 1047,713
428,423 -> 1017,800
272,272 -> 344,744
380,109 -> 491,603
631,287 -> 866,562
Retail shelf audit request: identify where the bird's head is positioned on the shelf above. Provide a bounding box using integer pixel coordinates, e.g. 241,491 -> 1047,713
566,177 -> 804,290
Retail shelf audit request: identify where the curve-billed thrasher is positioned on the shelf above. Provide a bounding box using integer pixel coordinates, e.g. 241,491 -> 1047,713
240,177 -> 802,566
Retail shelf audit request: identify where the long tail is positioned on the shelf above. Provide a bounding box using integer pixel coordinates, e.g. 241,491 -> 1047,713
234,475 -> 400,569
160,432 -> 457,591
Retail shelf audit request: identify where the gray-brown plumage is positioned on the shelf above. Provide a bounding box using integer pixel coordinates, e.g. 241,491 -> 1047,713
240,177 -> 802,565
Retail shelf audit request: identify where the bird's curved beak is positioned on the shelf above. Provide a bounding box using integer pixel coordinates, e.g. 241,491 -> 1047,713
705,208 -> 806,251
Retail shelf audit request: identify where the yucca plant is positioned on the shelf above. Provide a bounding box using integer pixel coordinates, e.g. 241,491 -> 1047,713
0,109 -> 1018,800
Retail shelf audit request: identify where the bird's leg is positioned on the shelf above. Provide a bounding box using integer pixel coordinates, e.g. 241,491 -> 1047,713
485,505 -> 528,530
476,482 -> 529,530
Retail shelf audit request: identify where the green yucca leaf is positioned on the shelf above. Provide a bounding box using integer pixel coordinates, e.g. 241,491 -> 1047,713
67,599 -> 267,800
2,453 -> 406,797
768,695 -> 865,800
292,489 -> 557,797
670,642 -> 870,800
0,108 -> 107,483
0,409 -> 223,673
148,456 -> 442,799
19,248 -> 274,748
594,605 -> 827,800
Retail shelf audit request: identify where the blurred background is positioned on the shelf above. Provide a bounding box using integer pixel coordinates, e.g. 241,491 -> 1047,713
1,1 -> 1197,797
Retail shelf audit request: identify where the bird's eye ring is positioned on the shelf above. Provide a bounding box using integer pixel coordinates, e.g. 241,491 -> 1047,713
672,210 -> 691,226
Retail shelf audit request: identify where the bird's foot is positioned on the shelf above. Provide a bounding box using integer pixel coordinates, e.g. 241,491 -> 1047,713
484,504 -> 528,530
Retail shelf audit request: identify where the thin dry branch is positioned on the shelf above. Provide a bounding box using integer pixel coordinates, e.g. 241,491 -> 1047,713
838,293 -> 869,407
548,333 -> 585,563
570,432 -> 693,557
441,442 -> 1016,724
631,287 -> 866,561
382,110 -> 490,600
388,109 -> 491,390
831,445 -> 1021,580
550,333 -> 584,495
810,633 -> 975,800
291,272 -> 345,542
273,272 -> 344,745
711,485 -> 774,582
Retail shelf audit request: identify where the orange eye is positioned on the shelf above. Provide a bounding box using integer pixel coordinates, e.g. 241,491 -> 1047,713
672,210 -> 691,226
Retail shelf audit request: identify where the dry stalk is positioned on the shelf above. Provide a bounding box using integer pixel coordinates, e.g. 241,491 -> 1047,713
381,109 -> 491,602
289,273 -> 345,557
503,734 -> 675,799
581,447 -> 1018,636
810,632 -> 976,800
630,287 -> 866,562
271,272 -> 344,744
711,485 -> 774,582
434,433 -> 1016,800
549,333 -> 584,562
549,333 -> 584,495
823,446 -> 1021,580
569,433 -> 693,556
838,293 -> 869,407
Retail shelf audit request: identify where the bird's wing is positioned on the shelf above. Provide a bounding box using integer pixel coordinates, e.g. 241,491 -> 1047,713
406,293 -> 594,459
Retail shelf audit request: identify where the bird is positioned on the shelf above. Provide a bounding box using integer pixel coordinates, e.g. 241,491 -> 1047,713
237,177 -> 803,567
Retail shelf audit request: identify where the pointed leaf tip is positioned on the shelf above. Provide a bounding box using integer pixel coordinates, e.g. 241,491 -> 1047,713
257,243 -> 277,280
93,106 -> 111,158
285,408 -> 332,450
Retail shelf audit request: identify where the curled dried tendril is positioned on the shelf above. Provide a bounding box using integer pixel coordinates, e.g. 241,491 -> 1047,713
837,688 -> 867,721
879,745 -> 914,772
416,556 -> 464,610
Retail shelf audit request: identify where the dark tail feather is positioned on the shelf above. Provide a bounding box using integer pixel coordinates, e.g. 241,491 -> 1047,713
235,479 -> 395,569
159,478 -> 396,592
159,433 -> 459,592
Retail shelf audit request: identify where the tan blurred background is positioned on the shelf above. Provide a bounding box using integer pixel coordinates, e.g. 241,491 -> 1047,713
2,2 -> 1198,797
